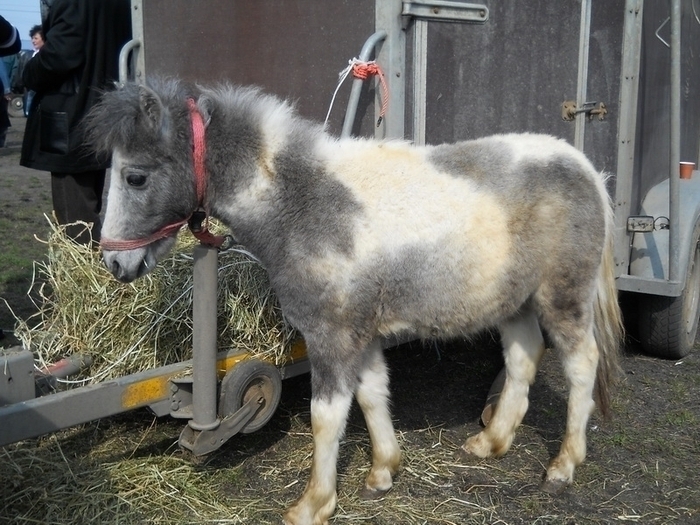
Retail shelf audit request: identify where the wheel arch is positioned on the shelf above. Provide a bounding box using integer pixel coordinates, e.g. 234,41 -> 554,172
628,176 -> 700,294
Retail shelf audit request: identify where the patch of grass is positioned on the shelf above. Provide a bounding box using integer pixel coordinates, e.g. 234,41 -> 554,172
665,409 -> 697,426
518,496 -> 544,514
636,460 -> 670,485
667,378 -> 690,402
0,213 -> 51,337
0,252 -> 34,285
605,428 -> 633,449
636,373 -> 659,388
0,217 -> 47,281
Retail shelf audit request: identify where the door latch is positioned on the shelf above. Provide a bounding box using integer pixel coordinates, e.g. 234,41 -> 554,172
561,101 -> 607,121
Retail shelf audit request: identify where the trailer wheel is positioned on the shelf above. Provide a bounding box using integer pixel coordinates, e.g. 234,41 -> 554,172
219,359 -> 282,434
8,94 -> 24,119
637,232 -> 700,359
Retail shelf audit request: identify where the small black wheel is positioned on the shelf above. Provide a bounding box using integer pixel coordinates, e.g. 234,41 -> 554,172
219,359 -> 282,434
8,95 -> 24,118
638,226 -> 700,359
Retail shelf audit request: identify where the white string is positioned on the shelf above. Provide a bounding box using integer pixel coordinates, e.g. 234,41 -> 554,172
324,57 -> 360,129
221,246 -> 262,265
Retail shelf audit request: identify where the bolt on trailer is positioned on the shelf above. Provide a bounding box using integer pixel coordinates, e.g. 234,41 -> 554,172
1,0 -> 699,451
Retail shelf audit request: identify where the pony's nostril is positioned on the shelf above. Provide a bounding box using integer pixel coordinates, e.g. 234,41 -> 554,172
109,259 -> 121,277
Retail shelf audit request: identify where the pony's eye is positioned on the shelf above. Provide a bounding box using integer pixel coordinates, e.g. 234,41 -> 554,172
126,173 -> 147,187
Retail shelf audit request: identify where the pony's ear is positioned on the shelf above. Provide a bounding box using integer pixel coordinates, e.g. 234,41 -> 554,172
138,85 -> 165,132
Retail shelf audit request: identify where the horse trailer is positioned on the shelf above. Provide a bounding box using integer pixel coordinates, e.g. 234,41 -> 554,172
1,0 -> 699,453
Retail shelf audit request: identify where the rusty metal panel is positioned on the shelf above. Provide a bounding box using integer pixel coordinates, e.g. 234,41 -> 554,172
139,0 -> 376,135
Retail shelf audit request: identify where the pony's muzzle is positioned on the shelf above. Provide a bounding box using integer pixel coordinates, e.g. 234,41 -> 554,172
103,253 -> 130,283
103,249 -> 149,283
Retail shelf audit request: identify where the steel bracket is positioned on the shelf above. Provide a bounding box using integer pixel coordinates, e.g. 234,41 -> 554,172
0,347 -> 35,406
402,0 -> 489,25
178,394 -> 262,455
627,216 -> 656,233
169,376 -> 195,419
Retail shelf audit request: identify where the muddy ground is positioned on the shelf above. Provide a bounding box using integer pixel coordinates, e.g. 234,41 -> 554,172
1,118 -> 699,524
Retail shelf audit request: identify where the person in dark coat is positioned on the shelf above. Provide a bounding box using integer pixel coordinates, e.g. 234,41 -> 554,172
0,15 -> 21,57
0,15 -> 20,148
20,0 -> 132,244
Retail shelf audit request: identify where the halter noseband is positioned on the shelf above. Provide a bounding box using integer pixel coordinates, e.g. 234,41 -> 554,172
100,98 -> 226,251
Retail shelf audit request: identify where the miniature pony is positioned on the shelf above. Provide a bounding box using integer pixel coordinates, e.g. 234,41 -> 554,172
87,79 -> 622,525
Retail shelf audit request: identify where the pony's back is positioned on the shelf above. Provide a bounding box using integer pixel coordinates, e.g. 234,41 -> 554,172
310,134 -> 612,343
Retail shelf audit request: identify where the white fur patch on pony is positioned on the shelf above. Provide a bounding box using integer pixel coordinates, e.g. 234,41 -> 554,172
317,137 -> 512,313
102,149 -> 132,241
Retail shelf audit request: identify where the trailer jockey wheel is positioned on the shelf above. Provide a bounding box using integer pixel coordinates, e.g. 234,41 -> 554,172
8,94 -> 24,118
219,359 -> 282,434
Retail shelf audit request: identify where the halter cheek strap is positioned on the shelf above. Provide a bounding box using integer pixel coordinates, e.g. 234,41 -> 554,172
100,97 -> 226,251
99,220 -> 188,251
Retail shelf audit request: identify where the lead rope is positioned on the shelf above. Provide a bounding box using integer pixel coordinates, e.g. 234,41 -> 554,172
324,58 -> 390,129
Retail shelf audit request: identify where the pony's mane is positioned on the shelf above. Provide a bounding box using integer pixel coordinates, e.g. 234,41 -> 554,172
197,83 -> 314,157
85,78 -> 318,159
84,77 -> 194,156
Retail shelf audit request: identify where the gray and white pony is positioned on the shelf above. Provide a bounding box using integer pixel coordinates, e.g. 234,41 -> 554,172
87,78 -> 622,525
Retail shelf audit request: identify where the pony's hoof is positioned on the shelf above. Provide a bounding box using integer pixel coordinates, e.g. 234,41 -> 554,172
282,500 -> 335,525
359,485 -> 390,500
540,477 -> 570,495
282,514 -> 329,525
454,445 -> 479,464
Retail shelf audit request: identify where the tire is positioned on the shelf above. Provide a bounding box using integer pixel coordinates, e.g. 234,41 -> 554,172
8,95 -> 24,119
218,359 -> 282,434
637,228 -> 700,359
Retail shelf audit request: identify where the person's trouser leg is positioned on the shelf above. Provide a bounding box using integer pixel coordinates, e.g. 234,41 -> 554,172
0,96 -> 9,147
51,170 -> 106,244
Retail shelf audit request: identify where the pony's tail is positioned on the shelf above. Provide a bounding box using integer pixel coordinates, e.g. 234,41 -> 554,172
593,197 -> 624,418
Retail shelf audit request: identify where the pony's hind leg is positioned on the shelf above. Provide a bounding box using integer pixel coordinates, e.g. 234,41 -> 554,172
461,309 -> 545,458
355,340 -> 401,499
541,325 -> 599,494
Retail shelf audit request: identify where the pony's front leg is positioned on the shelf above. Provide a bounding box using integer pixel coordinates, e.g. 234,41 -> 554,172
355,341 -> 401,498
284,391 -> 353,525
462,310 -> 545,458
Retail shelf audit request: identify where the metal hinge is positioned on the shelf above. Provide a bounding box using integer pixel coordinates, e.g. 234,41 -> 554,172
402,0 -> 489,24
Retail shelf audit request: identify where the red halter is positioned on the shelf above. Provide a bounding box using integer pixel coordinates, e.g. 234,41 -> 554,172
100,98 -> 226,251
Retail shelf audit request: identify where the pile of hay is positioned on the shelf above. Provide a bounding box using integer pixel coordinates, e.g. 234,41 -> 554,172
13,218 -> 297,385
